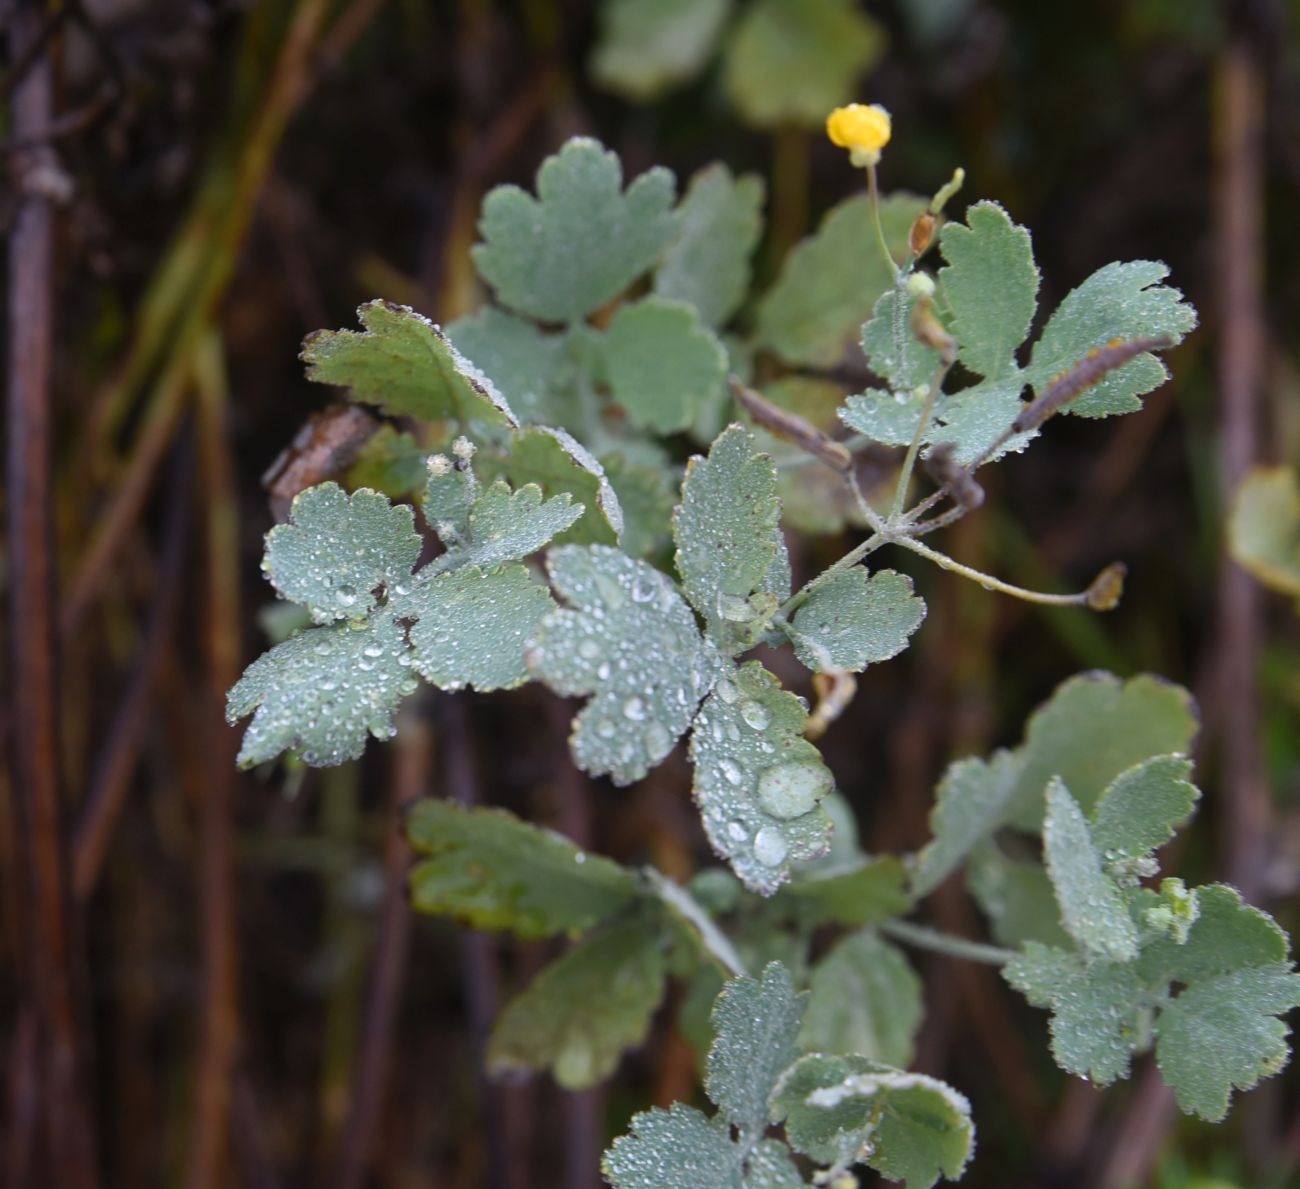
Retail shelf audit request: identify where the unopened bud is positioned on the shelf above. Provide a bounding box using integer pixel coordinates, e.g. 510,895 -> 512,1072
906,271 -> 936,299
909,211 -> 936,256
426,454 -> 451,477
1086,562 -> 1127,611
911,303 -> 957,364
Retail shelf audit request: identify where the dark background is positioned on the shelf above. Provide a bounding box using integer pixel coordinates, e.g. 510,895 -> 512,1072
3,1 -> 1299,1186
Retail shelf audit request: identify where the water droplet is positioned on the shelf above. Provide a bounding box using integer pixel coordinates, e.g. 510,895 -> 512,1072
739,700 -> 770,731
578,639 -> 600,660
715,678 -> 739,704
622,696 -> 646,722
643,723 -> 672,761
596,662 -> 611,681
596,719 -> 616,739
719,759 -> 744,786
320,679 -> 337,692
756,761 -> 833,820
727,819 -> 748,841
630,577 -> 654,603
363,642 -> 384,658
753,826 -> 789,867
574,852 -> 586,865
336,584 -> 358,607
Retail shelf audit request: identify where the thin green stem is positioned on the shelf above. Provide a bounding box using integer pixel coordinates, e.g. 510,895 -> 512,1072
866,163 -> 899,282
888,361 -> 949,525
780,530 -> 887,618
882,920 -> 1017,966
896,534 -> 1093,607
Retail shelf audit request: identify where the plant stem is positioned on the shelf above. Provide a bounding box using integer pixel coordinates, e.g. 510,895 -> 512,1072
866,163 -> 899,281
889,362 -> 948,525
882,920 -> 1017,967
780,530 -> 888,618
895,534 -> 1093,606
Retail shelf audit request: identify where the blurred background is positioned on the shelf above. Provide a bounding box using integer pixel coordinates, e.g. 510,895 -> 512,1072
3,1 -> 1300,1186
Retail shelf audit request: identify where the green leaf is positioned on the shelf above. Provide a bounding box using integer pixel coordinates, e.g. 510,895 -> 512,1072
966,842 -> 1070,949
756,193 -> 928,367
1090,754 -> 1198,867
430,478 -> 583,574
674,425 -> 783,652
937,201 -> 1039,383
405,799 -> 637,938
1144,884 -> 1290,990
1007,671 -> 1199,828
775,1053 -> 975,1187
744,1141 -> 807,1188
655,165 -> 764,328
603,1104 -> 739,1189
839,387 -> 929,448
488,919 -> 667,1089
473,137 -> 676,323
912,750 -> 1022,897
346,425 -> 427,498
226,616 -> 411,768
263,483 -> 421,624
706,961 -> 807,1132
798,930 -> 922,1067
1156,964 -> 1300,1121
690,661 -> 834,894
302,301 -> 517,426
783,855 -> 913,927
1043,778 -> 1139,961
1228,465 -> 1300,599
723,0 -> 884,128
530,545 -> 719,785
859,288 -> 944,396
444,306 -> 565,425
928,375 -> 1036,466
407,564 -> 553,692
591,0 -> 731,101
603,298 -> 728,434
1025,260 -> 1197,418
600,450 -> 678,559
787,567 -> 925,673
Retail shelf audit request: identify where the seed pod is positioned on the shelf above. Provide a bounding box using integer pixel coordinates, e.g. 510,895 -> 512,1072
1086,562 -> 1127,611
730,379 -> 851,472
909,211 -> 936,256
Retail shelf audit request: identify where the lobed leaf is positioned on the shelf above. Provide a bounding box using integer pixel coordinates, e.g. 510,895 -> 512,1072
346,425 -> 427,498
689,661 -> 835,894
602,1104 -> 739,1189
590,0 -> 730,101
530,545 -> 719,785
302,300 -> 517,426
859,288 -> 944,396
655,164 -> 765,328
405,799 -> 637,938
839,387 -> 930,448
444,306 -> 565,426
787,567 -> 925,673
1089,754 -> 1198,866
473,137 -> 676,324
488,919 -> 667,1089
966,842 -> 1070,949
430,478 -> 583,574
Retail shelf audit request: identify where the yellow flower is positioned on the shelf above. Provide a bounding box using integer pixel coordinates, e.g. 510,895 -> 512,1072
826,103 -> 891,167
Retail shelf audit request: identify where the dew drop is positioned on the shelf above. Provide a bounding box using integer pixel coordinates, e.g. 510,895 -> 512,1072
719,759 -> 744,787
595,719 -> 616,739
578,639 -> 600,660
753,826 -> 789,867
643,723 -> 672,761
362,642 -> 384,658
715,678 -> 739,704
727,819 -> 748,842
336,584 -> 358,608
756,761 -> 833,820
596,662 -> 611,681
739,700 -> 770,731
622,696 -> 646,722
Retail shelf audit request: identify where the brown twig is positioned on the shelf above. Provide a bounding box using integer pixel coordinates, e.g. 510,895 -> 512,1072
5,4 -> 99,1183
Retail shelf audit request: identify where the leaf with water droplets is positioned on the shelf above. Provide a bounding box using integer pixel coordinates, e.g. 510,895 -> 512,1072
966,841 -> 1070,949
1024,260 -> 1196,418
346,425 -> 427,499
1043,777 -> 1139,961
405,799 -> 637,938
602,1104 -> 739,1189
430,478 -> 583,574
690,661 -> 834,895
654,164 -> 765,328
301,300 -> 517,426
602,298 -> 728,434
488,919 -> 667,1089
928,375 -> 1036,466
674,425 -> 784,654
444,306 -> 566,425
600,450 -> 677,559
773,1053 -> 975,1187
798,930 -> 922,1067
530,545 -> 719,785
473,137 -> 676,324
407,564 -> 554,692
787,567 -> 925,673
1089,754 -> 1198,868
263,483 -> 421,624
858,288 -> 944,396
839,386 -> 929,448
226,616 -> 411,768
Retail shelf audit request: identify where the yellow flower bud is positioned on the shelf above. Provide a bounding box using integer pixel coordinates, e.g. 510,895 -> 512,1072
826,103 -> 891,166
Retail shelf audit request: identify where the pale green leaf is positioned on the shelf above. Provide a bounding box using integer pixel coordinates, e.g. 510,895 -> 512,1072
1007,671 -> 1198,828
492,426 -> 624,546
263,483 -> 420,624
1025,260 -> 1196,418
937,200 -> 1039,382
674,425 -> 783,652
744,1140 -> 807,1188
928,375 -> 1036,466
444,306 -> 565,425
530,545 -> 719,784
407,564 -> 553,691
405,799 -> 637,938
591,0 -> 731,100
488,919 -> 667,1089
859,288 -> 943,395
1043,778 -> 1139,961
655,165 -> 764,327
783,855 -> 912,927
839,387 -> 929,448
706,961 -> 807,1131
798,930 -> 922,1066
1090,754 -> 1198,866
302,300 -> 517,426
787,567 -> 925,673
603,298 -> 727,433
226,616 -> 411,768
1143,884 -> 1291,987
966,841 -> 1070,949
1228,465 -> 1300,599
690,661 -> 834,894
723,0 -> 884,128
432,478 -> 583,574
912,750 -> 1022,897
776,1054 -> 975,1187
602,1104 -> 738,1189
756,193 -> 928,367
1156,964 -> 1300,1121
473,137 -> 676,323
600,450 -> 677,559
